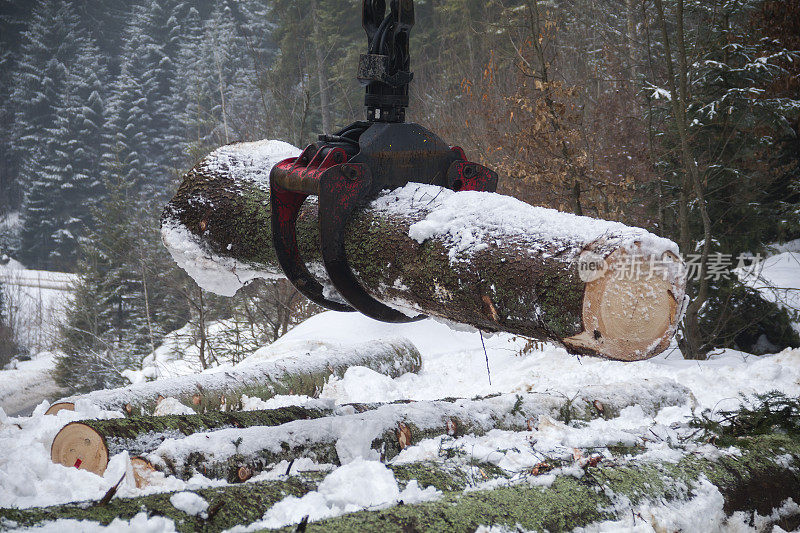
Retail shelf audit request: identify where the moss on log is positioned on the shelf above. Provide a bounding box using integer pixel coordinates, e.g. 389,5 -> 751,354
162,141 -> 686,361
144,380 -> 691,483
45,338 -> 422,416
0,475 -> 320,532
273,434 -> 800,532
5,436 -> 799,532
0,461 -> 488,532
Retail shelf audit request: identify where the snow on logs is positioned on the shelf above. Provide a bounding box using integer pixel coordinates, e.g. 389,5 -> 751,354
12,434 -> 800,531
162,140 -> 686,361
137,380 -> 690,484
49,404 -> 334,478
44,338 -> 422,416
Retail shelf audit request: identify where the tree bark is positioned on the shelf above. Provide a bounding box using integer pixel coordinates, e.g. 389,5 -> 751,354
161,140 -> 686,361
0,461 -> 497,532
141,380 -> 691,484
654,0 -> 713,359
7,435 -> 799,532
0,476 -> 320,533
49,405 -> 334,477
274,435 -> 800,533
44,338 -> 422,416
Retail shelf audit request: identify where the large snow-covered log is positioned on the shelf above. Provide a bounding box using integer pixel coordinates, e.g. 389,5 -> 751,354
141,380 -> 691,483
162,140 -> 686,361
49,405 -> 333,477
277,434 -> 800,532
0,475 -> 322,532
6,435 -> 798,532
0,461 -> 491,531
44,339 -> 422,416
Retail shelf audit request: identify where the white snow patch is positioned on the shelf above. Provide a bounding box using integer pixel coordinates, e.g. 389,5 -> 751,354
738,251 -> 800,334
153,397 -> 196,416
578,479 -> 800,533
169,491 -> 209,517
372,183 -> 678,263
161,219 -> 279,297
0,352 -> 64,415
6,512 -> 177,532
577,476 -> 726,532
196,139 -> 300,189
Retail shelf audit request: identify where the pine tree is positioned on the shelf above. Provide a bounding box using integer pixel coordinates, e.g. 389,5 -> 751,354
106,0 -> 186,201
12,0 -> 109,269
55,169 -> 152,393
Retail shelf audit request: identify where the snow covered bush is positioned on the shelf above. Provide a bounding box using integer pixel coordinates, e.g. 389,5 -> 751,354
697,278 -> 800,355
0,280 -> 21,367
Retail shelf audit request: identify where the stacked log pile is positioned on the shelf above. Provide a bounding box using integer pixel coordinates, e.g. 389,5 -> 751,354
48,379 -> 690,482
5,417 -> 796,531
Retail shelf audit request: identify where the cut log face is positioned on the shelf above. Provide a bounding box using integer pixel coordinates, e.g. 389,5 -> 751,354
564,247 -> 682,360
45,403 -> 75,416
130,456 -> 156,488
50,422 -> 109,476
162,140 -> 687,361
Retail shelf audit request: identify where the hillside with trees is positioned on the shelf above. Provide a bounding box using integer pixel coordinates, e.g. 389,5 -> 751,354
1,1 -> 797,381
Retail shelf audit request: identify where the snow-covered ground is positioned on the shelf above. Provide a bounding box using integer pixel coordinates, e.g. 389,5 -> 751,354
740,248 -> 800,335
0,352 -> 64,416
1,310 -> 799,531
0,259 -> 74,415
0,258 -> 76,353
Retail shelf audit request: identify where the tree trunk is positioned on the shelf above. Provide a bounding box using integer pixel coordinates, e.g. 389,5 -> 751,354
654,0 -> 713,359
7,435 -> 799,532
141,380 -> 691,484
161,140 -> 686,361
50,405 -> 334,477
312,2 -> 332,135
0,476 -> 320,533
44,338 -> 422,416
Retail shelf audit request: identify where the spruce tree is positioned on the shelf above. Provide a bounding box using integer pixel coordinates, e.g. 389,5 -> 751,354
106,0 -> 185,201
0,1 -> 29,216
55,169 -> 151,393
12,0 -> 108,269
647,0 -> 800,357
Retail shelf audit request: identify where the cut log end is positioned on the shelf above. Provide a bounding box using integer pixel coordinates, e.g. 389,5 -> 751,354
131,457 -> 156,488
564,247 -> 682,361
50,422 -> 109,476
45,402 -> 75,416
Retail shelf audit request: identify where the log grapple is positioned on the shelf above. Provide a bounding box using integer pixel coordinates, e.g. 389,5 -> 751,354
269,0 -> 498,323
